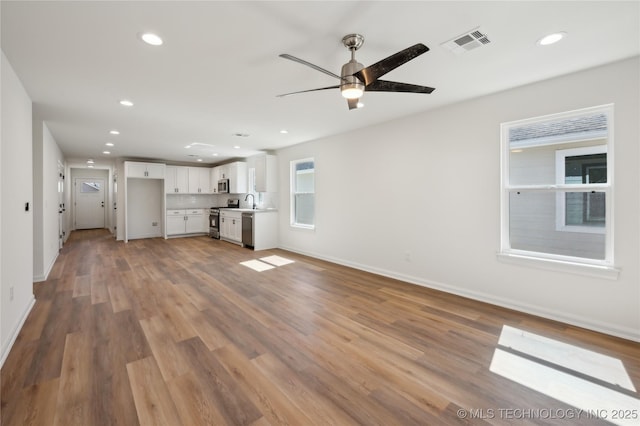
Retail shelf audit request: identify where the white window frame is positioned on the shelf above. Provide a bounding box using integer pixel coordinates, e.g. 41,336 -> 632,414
247,166 -> 263,206
499,104 -> 618,279
555,145 -> 607,234
290,158 -> 315,230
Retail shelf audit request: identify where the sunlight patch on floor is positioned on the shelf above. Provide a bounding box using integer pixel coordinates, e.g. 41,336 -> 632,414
260,255 -> 295,267
239,256 -> 294,272
490,326 -> 640,426
498,325 -> 636,391
239,259 -> 275,272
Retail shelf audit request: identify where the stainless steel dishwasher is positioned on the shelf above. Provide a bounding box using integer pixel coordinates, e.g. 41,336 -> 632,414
242,212 -> 254,248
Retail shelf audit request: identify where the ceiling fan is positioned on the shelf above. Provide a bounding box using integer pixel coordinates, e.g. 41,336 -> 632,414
277,34 -> 435,110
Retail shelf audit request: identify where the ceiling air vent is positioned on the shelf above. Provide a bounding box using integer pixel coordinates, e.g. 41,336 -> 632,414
441,27 -> 491,54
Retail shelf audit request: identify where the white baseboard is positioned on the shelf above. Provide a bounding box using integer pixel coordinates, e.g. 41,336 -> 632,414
33,251 -> 59,283
278,245 -> 640,343
0,296 -> 36,368
127,232 -> 163,240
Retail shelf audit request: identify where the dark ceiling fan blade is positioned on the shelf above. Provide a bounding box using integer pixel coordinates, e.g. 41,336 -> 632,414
347,98 -> 359,110
279,54 -> 343,81
354,43 -> 429,86
276,85 -> 340,97
365,79 -> 435,94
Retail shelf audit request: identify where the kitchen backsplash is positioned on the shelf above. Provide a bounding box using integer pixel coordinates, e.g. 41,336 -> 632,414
166,194 -> 216,209
166,192 -> 278,210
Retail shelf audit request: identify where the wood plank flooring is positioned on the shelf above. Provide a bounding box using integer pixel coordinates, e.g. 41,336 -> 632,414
1,229 -> 639,425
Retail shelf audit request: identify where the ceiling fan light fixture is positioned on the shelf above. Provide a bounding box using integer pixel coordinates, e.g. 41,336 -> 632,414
341,85 -> 363,99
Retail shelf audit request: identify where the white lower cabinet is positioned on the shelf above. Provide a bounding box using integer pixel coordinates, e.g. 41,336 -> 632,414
220,210 -> 242,244
166,209 -> 207,236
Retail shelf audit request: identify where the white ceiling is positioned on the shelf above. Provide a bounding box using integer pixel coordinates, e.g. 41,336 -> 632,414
2,1 -> 639,165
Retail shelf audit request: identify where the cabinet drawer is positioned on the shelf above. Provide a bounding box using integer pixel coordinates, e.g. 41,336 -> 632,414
167,209 -> 185,215
187,209 -> 203,215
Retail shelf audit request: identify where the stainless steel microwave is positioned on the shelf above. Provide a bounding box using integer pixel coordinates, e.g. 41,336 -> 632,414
218,178 -> 229,193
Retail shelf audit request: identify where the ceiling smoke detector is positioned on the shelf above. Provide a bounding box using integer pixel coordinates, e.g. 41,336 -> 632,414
441,27 -> 491,54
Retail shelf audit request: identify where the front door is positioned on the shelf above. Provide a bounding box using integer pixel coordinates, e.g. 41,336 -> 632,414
75,178 -> 105,229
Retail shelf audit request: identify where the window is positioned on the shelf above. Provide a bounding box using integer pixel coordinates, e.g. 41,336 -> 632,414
555,145 -> 607,233
247,167 -> 262,205
500,105 -> 614,273
290,158 -> 315,228
81,182 -> 101,193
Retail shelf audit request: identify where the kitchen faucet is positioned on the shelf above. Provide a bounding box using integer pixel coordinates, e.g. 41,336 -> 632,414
244,193 -> 256,209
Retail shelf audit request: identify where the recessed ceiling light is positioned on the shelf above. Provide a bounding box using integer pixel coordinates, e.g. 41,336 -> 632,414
140,32 -> 163,46
103,151 -> 111,155
109,130 -> 120,135
537,32 -> 567,46
119,99 -> 134,107
185,145 -> 192,149
197,158 -> 203,162
87,165 -> 94,168
233,145 -> 241,149
105,142 -> 114,147
280,129 -> 288,134
212,153 -> 219,157
87,159 -> 94,164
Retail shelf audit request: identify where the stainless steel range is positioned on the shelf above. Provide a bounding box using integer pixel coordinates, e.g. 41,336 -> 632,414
208,207 -> 220,239
210,199 -> 240,239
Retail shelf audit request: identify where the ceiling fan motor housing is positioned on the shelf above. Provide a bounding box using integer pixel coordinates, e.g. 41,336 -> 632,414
341,59 -> 364,98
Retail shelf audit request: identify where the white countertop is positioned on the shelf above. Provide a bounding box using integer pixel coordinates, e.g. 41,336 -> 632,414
223,208 -> 278,213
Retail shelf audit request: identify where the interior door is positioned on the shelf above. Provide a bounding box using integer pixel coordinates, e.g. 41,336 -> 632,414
58,163 -> 65,247
75,178 -> 105,229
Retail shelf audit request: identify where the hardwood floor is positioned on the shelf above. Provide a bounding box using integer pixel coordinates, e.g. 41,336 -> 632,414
2,229 -> 638,425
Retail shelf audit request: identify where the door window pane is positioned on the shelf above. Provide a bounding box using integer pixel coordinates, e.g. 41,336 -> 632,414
81,182 -> 101,193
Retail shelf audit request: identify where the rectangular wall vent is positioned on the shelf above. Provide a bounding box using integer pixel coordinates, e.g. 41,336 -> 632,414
441,27 -> 491,54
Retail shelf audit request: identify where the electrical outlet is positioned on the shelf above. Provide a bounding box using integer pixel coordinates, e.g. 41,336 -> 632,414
10,286 -> 14,301
152,222 -> 158,226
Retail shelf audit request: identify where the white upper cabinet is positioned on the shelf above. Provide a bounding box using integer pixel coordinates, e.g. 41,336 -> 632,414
217,164 -> 229,179
211,167 -> 221,193
212,162 -> 247,193
208,162 -> 247,193
165,165 -> 189,193
126,161 -> 165,179
254,154 -> 277,193
228,162 -> 247,194
188,167 -> 211,193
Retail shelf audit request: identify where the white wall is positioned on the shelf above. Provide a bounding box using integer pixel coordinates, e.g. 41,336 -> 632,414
276,57 -> 640,341
126,178 -> 163,239
1,52 -> 35,365
33,120 -> 65,282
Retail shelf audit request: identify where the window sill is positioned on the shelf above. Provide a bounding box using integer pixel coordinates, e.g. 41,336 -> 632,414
497,251 -> 620,280
290,223 -> 315,231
